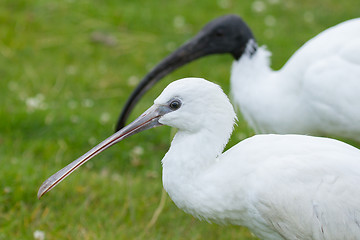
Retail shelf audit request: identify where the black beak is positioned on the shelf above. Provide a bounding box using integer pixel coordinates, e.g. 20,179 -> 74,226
115,32 -> 211,131
115,14 -> 254,131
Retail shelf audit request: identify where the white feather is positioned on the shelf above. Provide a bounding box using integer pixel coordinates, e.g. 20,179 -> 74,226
155,78 -> 360,240
230,18 -> 360,141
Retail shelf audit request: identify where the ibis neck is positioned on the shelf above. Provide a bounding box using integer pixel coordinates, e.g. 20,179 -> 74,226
236,38 -> 258,60
231,45 -> 273,88
230,45 -> 312,134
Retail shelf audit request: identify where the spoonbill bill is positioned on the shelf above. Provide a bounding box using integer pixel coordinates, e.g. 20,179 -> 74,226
115,15 -> 360,142
39,78 -> 360,240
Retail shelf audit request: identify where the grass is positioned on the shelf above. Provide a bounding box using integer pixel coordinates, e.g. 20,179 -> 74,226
0,0 -> 358,239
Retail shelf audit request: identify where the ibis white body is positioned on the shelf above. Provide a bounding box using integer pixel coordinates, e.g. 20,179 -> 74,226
40,78 -> 360,240
231,18 -> 360,139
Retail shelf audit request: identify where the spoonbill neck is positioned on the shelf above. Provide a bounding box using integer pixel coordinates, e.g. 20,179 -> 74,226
161,124 -> 234,219
162,130 -> 226,178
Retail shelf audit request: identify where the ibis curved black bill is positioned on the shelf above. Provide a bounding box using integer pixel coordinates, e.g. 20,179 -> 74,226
115,14 -> 254,131
38,104 -> 168,199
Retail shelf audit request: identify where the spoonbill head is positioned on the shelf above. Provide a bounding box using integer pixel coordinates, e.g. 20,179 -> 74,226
114,15 -> 360,143
39,78 -> 360,240
38,78 -> 236,198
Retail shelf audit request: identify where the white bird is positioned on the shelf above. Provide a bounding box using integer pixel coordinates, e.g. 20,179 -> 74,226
115,15 -> 360,142
39,78 -> 360,240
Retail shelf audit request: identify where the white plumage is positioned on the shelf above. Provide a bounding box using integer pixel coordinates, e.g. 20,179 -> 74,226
115,16 -> 360,143
231,19 -> 360,139
39,78 -> 360,240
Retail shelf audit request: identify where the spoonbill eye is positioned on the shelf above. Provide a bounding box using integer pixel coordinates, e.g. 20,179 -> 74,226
169,100 -> 181,110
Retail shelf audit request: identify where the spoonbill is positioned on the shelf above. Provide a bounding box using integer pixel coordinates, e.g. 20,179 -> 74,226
115,15 -> 360,142
39,78 -> 360,240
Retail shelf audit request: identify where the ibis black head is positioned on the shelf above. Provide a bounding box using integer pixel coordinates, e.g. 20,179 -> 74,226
115,15 -> 255,131
195,14 -> 255,60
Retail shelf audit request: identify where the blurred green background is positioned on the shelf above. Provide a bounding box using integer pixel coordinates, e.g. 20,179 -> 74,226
1,0 -> 358,239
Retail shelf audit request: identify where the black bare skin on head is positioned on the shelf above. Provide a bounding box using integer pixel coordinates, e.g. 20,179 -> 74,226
115,15 -> 256,131
195,14 -> 256,60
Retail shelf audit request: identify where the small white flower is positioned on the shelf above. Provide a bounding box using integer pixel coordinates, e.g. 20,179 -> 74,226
26,94 -> 47,112
304,11 -> 314,23
173,15 -> 185,29
264,15 -> 276,27
132,146 -> 144,156
217,0 -> 230,9
33,230 -> 45,240
3,187 -> 11,194
100,112 -> 111,124
127,76 -> 139,87
252,1 -> 266,13
82,98 -> 94,108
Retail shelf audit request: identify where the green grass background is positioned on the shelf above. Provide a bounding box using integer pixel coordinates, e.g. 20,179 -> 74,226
1,0 -> 359,239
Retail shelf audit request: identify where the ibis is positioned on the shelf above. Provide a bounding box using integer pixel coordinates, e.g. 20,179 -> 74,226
39,78 -> 360,240
115,15 -> 360,142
